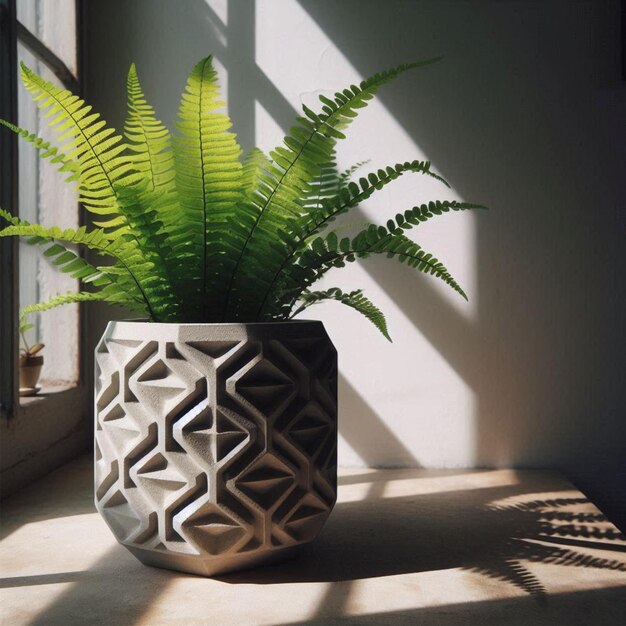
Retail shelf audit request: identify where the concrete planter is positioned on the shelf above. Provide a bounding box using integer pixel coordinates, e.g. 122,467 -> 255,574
94,320 -> 338,576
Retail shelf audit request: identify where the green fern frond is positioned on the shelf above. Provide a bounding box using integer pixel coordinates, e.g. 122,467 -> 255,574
123,65 -> 188,313
227,59 -> 441,320
0,119 -> 79,181
19,62 -> 141,229
270,226 -> 466,319
352,199 -> 488,245
0,221 -> 126,266
1,209 -> 155,315
264,198 -> 481,318
113,184 -> 181,319
303,160 -> 449,240
313,58 -> 441,133
391,200 -> 487,230
5,55 -> 480,333
20,290 -> 136,316
173,55 -> 243,320
240,148 -> 271,198
255,160 -> 448,318
124,63 -> 175,194
0,208 -> 112,286
0,220 -> 155,315
292,287 -> 391,341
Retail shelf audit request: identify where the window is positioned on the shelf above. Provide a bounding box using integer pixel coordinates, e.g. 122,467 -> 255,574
0,0 -> 88,495
17,0 -> 80,390
2,0 -> 82,418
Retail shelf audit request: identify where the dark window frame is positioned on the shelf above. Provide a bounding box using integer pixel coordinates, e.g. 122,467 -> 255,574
0,0 -> 19,420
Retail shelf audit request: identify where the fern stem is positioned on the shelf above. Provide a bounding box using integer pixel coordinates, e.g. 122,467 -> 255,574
197,57 -> 209,320
289,303 -> 307,319
118,257 -> 157,320
137,123 -> 157,194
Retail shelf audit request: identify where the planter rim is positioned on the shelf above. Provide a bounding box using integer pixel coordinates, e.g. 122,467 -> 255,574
100,318 -> 334,345
19,355 -> 44,365
111,319 -> 323,328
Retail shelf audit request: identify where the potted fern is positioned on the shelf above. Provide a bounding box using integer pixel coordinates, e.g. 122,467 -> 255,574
0,55 -> 483,576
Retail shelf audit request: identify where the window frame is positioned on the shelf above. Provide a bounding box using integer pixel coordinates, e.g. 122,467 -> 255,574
0,0 -> 19,421
0,0 -> 87,422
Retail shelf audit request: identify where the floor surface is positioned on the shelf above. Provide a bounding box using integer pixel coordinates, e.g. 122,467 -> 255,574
1,456 -> 625,625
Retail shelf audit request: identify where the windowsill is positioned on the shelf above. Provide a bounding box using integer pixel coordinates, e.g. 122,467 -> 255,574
1,456 -> 625,625
19,382 -> 79,407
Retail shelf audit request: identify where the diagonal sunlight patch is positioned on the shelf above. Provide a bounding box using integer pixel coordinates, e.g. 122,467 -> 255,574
203,0 -> 228,29
320,292 -> 477,467
337,468 -> 520,503
296,577 -> 626,625
0,515 -> 144,623
255,98 -> 287,152
3,526 -> 174,625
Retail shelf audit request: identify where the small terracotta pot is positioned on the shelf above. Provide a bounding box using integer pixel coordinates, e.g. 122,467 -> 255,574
19,355 -> 44,391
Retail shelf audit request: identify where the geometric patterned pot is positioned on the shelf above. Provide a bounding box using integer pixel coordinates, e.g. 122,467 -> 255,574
94,320 -> 337,576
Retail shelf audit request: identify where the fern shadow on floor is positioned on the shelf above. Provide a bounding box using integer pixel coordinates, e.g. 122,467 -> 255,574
218,477 -> 626,599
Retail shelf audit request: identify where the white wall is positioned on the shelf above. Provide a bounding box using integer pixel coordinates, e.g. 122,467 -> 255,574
85,1 -> 626,520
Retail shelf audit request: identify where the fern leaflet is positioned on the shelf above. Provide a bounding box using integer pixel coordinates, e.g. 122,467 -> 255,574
292,287 -> 391,341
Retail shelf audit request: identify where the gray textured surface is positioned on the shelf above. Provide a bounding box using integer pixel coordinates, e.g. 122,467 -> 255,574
94,320 -> 338,576
2,457 -> 625,625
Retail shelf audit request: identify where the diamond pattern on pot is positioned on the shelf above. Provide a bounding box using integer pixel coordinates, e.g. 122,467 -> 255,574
94,322 -> 337,573
285,402 -> 333,460
235,453 -> 296,511
179,503 -> 249,556
233,355 -> 296,417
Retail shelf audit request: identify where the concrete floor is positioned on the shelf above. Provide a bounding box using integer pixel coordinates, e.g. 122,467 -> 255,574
1,456 -> 625,626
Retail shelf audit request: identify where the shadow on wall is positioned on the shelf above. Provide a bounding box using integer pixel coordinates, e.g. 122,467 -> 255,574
84,0 -> 294,148
339,374 -> 420,467
84,0 -> 626,528
293,0 -> 626,527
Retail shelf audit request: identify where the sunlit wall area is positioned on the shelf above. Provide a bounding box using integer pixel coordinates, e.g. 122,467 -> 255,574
84,1 -> 625,519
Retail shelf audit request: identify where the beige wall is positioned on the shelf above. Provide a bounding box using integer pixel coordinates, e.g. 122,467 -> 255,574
84,1 -> 626,523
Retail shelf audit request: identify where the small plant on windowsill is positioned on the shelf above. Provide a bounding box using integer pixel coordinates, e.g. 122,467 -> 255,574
18,316 -> 44,395
0,55 -> 485,577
